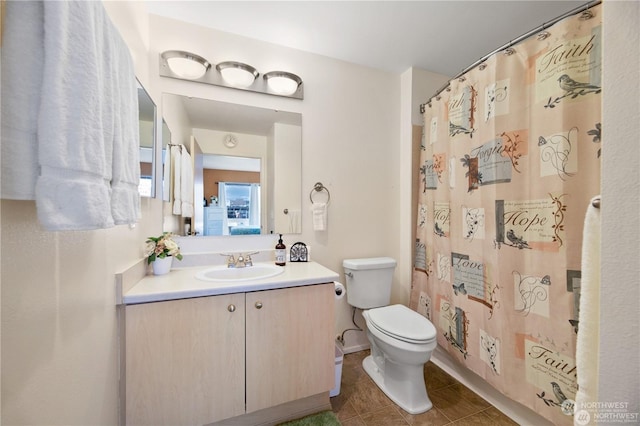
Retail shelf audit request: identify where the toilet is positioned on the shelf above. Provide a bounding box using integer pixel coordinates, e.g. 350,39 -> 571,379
343,257 -> 437,414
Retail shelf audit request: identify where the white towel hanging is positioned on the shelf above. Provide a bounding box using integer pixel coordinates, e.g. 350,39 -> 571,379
171,145 -> 182,215
1,1 -> 43,200
180,149 -> 193,218
575,196 -> 601,410
311,202 -> 327,231
2,1 -> 140,230
36,1 -> 140,230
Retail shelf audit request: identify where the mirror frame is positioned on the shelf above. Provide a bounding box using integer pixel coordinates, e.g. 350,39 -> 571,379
160,94 -> 302,236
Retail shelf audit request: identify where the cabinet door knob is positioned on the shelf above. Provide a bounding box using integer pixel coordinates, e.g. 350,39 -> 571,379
255,301 -> 263,309
228,304 -> 236,312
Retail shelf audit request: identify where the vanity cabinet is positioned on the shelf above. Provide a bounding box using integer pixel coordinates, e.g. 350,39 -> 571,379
125,293 -> 246,425
246,284 -> 335,413
124,283 -> 334,426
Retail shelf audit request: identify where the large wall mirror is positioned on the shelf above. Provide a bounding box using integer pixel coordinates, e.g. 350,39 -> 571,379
137,80 -> 157,198
162,94 -> 302,236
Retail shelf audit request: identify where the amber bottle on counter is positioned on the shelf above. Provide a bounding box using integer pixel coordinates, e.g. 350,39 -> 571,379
275,234 -> 286,266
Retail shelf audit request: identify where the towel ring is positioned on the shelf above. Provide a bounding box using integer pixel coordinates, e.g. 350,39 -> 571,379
309,182 -> 330,204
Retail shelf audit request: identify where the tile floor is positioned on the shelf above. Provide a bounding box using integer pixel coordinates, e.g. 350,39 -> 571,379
330,350 -> 518,426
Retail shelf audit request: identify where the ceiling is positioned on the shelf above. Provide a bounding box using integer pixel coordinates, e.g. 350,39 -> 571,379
145,0 -> 588,76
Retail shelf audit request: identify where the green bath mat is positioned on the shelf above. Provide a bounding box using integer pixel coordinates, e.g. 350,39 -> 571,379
278,410 -> 341,426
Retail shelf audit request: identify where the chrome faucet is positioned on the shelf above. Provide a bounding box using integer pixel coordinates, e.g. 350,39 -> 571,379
241,253 -> 255,267
224,254 -> 236,268
224,252 -> 257,268
236,254 -> 247,268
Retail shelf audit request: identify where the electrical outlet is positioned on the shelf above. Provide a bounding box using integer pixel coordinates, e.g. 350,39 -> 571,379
418,292 -> 431,319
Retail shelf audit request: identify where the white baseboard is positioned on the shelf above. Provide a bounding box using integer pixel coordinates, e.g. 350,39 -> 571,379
339,342 -> 370,355
430,346 -> 554,426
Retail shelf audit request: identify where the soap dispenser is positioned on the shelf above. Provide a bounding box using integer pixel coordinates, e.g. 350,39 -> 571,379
275,234 -> 286,266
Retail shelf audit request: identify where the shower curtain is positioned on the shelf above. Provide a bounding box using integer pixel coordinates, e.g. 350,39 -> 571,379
410,5 -> 601,425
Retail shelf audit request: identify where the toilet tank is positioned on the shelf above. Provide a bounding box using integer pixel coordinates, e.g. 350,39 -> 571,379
343,257 -> 397,309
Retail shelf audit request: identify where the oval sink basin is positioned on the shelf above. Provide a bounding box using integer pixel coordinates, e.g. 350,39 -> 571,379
195,264 -> 284,282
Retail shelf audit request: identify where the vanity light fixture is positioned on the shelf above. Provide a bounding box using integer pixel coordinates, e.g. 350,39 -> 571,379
161,50 -> 211,80
159,51 -> 303,100
216,61 -> 259,88
264,71 -> 303,96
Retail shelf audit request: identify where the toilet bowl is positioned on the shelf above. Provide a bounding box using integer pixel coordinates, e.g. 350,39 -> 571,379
362,304 -> 437,414
343,257 -> 437,414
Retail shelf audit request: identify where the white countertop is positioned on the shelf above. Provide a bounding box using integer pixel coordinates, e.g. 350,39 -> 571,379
123,261 -> 340,305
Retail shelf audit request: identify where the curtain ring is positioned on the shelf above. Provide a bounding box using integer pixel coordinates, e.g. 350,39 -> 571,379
537,31 -> 551,41
579,9 -> 594,20
458,76 -> 466,82
478,63 -> 487,71
503,47 -> 516,56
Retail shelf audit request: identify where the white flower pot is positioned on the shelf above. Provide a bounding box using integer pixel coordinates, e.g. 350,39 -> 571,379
152,256 -> 173,275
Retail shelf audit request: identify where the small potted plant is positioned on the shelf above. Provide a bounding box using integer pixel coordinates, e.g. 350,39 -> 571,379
145,232 -> 183,275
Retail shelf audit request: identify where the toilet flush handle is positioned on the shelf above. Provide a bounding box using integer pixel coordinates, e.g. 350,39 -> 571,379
345,272 -> 353,278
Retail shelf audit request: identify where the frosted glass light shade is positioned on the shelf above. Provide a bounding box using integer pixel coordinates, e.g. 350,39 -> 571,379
159,52 -> 303,99
264,71 -> 302,95
216,62 -> 259,87
162,51 -> 211,80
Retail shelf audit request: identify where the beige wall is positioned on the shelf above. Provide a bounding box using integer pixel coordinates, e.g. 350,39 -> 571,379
1,1 -> 637,424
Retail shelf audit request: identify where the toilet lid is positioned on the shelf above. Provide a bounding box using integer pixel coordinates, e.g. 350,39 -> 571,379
368,304 -> 436,343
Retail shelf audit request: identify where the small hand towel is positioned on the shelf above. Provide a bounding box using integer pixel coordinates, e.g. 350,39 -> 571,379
288,209 -> 301,233
171,145 -> 182,215
311,203 -> 327,231
180,149 -> 193,218
575,197 -> 601,415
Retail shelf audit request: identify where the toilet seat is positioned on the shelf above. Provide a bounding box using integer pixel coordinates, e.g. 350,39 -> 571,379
367,304 -> 436,344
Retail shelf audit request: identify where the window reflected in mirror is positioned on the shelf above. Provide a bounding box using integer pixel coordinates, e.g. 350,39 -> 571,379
203,155 -> 261,235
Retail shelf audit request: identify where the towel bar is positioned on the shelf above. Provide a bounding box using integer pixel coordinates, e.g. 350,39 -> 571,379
310,182 -> 330,204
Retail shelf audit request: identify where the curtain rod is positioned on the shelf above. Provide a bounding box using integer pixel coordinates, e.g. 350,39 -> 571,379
420,0 -> 601,113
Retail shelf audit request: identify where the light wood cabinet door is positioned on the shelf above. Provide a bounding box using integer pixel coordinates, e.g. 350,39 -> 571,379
245,283 -> 335,413
125,294 -> 245,426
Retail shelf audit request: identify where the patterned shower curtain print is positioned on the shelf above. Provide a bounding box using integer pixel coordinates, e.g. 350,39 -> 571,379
409,5 -> 602,426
